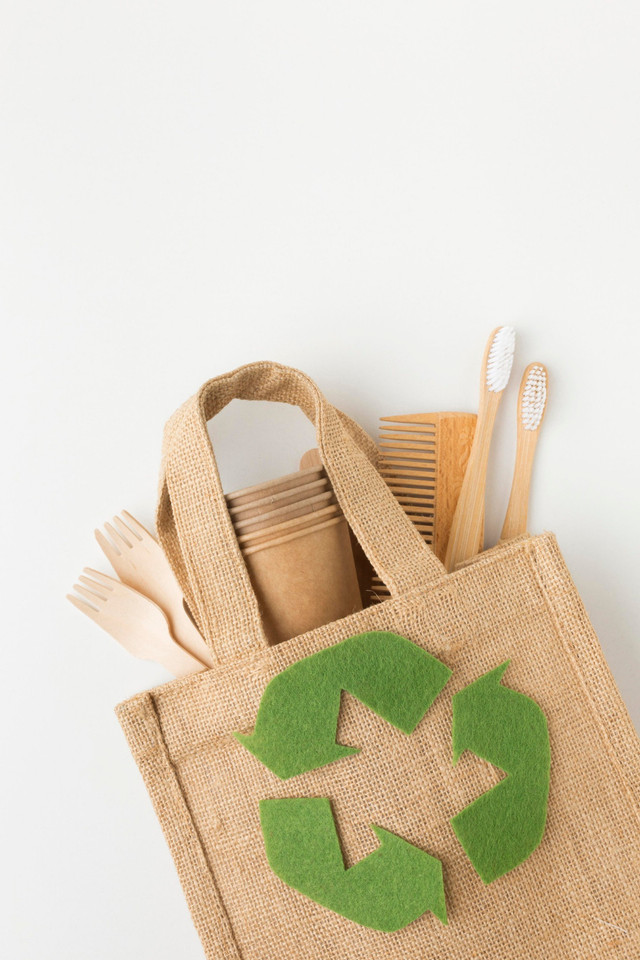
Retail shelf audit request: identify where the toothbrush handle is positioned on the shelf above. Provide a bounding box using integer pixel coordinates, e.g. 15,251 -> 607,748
444,392 -> 500,571
501,431 -> 539,540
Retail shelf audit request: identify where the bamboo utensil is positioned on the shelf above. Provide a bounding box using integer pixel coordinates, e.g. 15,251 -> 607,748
95,511 -> 215,667
501,363 -> 548,540
67,569 -> 207,677
444,326 -> 516,572
370,412 -> 476,600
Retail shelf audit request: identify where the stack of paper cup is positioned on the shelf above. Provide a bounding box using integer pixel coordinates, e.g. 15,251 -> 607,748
225,463 -> 363,645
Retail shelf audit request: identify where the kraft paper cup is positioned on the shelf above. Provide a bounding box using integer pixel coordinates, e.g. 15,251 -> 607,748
225,464 -> 324,507
241,515 -> 363,645
228,477 -> 330,520
232,491 -> 337,535
236,503 -> 341,548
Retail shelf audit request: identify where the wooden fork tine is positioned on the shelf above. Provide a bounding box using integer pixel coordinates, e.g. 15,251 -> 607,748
105,520 -> 131,550
83,567 -> 117,587
67,593 -> 101,621
116,511 -> 144,541
74,582 -> 107,605
95,527 -> 120,561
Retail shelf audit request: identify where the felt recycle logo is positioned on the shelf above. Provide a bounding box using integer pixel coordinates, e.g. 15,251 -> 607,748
234,631 -> 550,933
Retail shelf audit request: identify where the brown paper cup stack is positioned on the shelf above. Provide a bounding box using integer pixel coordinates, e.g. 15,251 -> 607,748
225,463 -> 363,645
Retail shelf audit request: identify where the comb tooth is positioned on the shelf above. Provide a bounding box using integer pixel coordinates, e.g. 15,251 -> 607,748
398,498 -> 435,508
379,442 -> 436,455
380,447 -> 435,458
382,461 -> 433,476
381,467 -> 436,478
384,481 -> 435,491
380,458 -> 437,468
380,425 -> 437,433
380,425 -> 437,434
397,501 -> 435,514
380,422 -> 436,433
380,469 -> 436,481
380,434 -> 436,446
380,447 -> 436,455
386,480 -> 436,491
387,484 -> 436,495
381,451 -> 435,461
382,461 -> 437,470
379,452 -> 437,464
380,450 -> 436,461
395,503 -> 435,513
381,472 -> 436,482
399,512 -> 435,522
378,413 -> 449,573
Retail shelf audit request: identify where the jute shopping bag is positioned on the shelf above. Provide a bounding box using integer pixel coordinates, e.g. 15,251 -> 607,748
116,361 -> 640,959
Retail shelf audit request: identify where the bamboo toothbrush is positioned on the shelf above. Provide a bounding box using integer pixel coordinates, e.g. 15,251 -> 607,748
500,363 -> 548,540
444,326 -> 516,572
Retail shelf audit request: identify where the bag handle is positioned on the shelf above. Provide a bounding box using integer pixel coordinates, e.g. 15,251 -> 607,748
157,361 -> 446,661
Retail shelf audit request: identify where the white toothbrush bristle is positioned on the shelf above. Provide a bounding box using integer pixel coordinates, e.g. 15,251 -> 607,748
521,364 -> 547,430
486,326 -> 516,392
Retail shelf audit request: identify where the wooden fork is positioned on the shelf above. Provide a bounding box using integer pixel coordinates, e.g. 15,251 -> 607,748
95,511 -> 215,667
67,569 -> 206,677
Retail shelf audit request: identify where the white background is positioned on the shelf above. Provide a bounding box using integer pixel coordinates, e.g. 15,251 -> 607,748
1,2 -> 639,957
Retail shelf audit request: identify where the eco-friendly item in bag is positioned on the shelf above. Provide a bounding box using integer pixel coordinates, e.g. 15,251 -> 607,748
371,410 -> 476,601
242,510 -> 361,645
117,362 -> 640,960
68,568 -> 207,676
225,461 -> 361,644
501,363 -> 549,540
94,511 -> 215,666
444,326 -> 516,571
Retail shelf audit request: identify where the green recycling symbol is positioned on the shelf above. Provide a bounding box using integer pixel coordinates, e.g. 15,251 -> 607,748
234,631 -> 550,932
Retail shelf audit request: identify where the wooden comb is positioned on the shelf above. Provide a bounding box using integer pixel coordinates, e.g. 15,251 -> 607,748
370,412 -> 476,601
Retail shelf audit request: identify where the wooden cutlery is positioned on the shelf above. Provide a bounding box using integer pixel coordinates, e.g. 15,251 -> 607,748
94,511 -> 215,667
67,569 -> 207,677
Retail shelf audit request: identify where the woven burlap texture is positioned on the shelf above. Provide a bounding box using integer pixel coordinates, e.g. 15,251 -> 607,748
117,363 -> 640,960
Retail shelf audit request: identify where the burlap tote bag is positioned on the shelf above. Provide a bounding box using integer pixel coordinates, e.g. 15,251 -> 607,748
116,361 -> 640,959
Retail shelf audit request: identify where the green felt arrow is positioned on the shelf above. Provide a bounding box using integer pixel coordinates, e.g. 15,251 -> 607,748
234,631 -> 452,780
260,798 -> 447,930
450,661 -> 551,884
